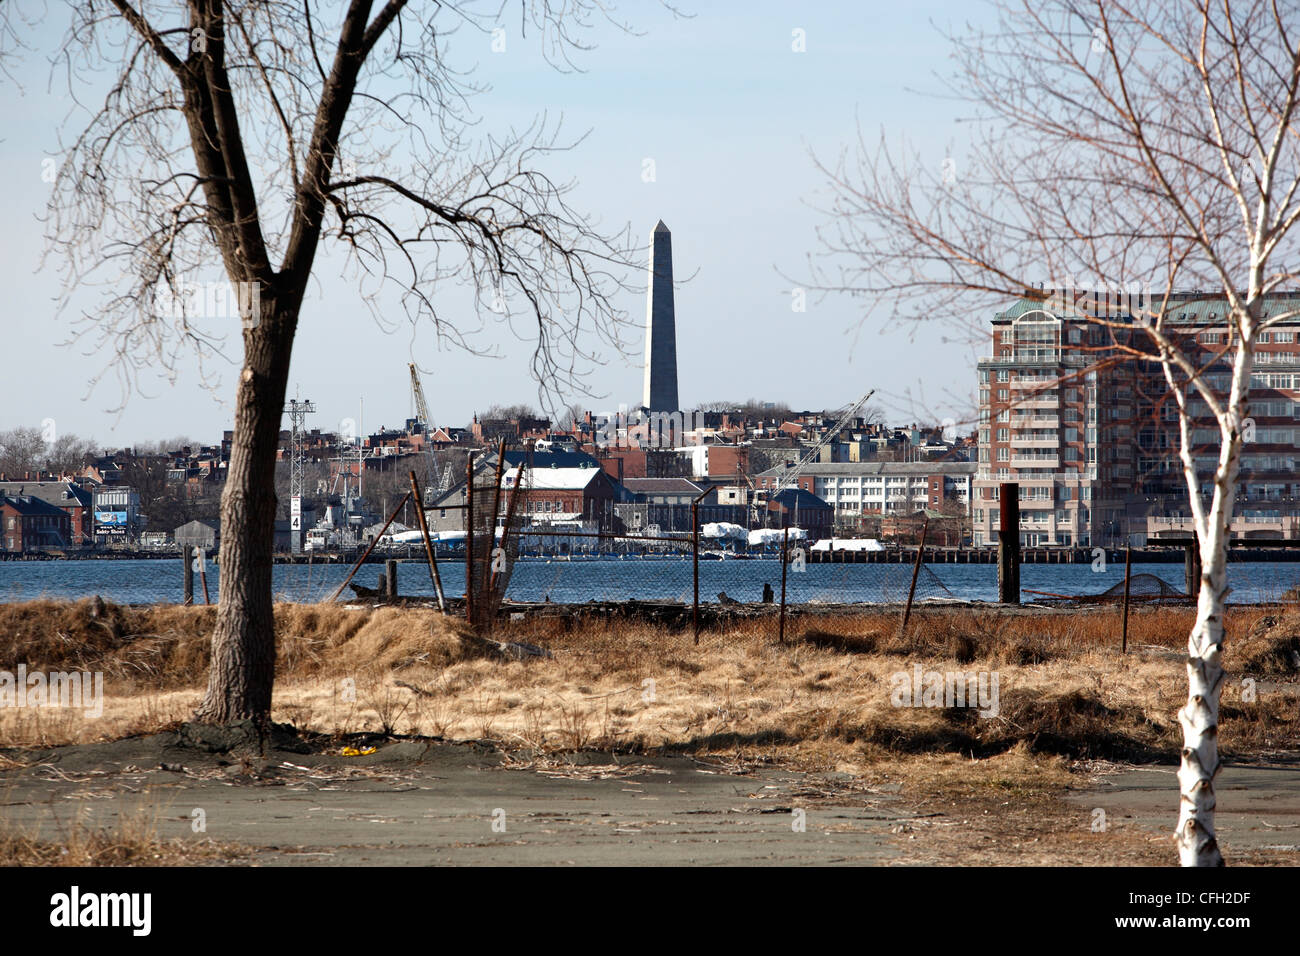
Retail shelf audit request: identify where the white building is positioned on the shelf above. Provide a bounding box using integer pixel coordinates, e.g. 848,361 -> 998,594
754,461 -> 975,520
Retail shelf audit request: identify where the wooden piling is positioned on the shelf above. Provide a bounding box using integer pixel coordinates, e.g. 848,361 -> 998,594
997,483 -> 1021,604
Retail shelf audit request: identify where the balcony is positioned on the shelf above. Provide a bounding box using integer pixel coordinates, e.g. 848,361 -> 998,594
1015,395 -> 1060,409
1011,436 -> 1059,448
1011,455 -> 1059,468
1011,376 -> 1058,388
1011,415 -> 1060,428
1019,497 -> 1056,510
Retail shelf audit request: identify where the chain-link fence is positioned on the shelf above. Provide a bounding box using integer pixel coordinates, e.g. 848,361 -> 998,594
335,511 -> 962,646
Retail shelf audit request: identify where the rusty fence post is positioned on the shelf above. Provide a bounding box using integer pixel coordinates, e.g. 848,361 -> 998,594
901,518 -> 929,639
325,492 -> 411,603
1121,543 -> 1132,654
465,457 -> 475,626
692,499 -> 700,645
408,470 -> 446,612
183,549 -> 193,606
779,524 -> 789,644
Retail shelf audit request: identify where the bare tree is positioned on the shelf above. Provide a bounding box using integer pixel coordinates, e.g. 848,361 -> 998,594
0,426 -> 97,478
478,403 -> 545,421
0,427 -> 50,478
24,1 -> 639,727
807,1 -> 1300,866
44,433 -> 100,476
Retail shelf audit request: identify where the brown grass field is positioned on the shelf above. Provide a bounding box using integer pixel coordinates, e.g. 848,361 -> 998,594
1,598 -> 1298,864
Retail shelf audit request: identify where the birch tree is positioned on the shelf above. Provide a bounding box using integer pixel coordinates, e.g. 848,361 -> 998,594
14,1 -> 638,726
806,0 -> 1300,866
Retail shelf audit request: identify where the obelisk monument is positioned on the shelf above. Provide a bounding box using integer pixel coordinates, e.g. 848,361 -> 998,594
642,220 -> 679,413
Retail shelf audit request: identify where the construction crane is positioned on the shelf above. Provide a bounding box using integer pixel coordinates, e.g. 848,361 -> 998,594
409,363 -> 432,426
754,388 -> 876,522
408,363 -> 440,496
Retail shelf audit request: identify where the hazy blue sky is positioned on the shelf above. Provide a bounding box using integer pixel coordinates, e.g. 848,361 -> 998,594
0,1 -> 992,449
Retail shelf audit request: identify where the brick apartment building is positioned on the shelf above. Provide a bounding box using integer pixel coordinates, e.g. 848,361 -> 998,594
1,495 -> 73,552
0,481 -> 93,545
972,290 -> 1300,547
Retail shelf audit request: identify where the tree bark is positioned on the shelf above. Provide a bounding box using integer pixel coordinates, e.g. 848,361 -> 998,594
1174,340 -> 1250,867
1176,533 -> 1227,866
195,297 -> 297,724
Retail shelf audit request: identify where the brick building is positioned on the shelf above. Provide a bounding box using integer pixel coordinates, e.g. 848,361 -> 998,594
972,290 -> 1300,547
1,495 -> 73,552
0,481 -> 93,546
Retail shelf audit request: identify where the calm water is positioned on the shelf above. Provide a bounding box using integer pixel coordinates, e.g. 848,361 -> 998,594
0,556 -> 1295,605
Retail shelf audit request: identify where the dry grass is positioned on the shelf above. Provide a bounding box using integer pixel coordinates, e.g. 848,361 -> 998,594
1,600 -> 1297,767
0,802 -> 246,866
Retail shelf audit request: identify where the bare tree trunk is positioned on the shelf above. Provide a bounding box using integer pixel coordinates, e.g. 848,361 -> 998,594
1176,533 -> 1227,866
196,299 -> 297,724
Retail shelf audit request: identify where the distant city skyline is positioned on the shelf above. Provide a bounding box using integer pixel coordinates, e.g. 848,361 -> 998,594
0,1 -> 989,448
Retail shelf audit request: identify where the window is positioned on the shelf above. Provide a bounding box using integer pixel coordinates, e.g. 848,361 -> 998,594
997,447 -> 1009,461
997,428 -> 1009,441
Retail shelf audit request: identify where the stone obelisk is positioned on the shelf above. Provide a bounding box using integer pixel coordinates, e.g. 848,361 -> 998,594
642,220 -> 679,413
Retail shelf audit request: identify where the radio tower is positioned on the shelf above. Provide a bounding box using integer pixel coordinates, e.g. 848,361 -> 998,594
286,398 -> 316,553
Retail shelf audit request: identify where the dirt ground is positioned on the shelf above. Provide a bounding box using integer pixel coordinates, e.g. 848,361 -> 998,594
1,727 -> 1294,866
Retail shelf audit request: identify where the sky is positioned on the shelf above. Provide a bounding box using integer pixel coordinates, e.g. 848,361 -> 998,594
0,0 -> 993,450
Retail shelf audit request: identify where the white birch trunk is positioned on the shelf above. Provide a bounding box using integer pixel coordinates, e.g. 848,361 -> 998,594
1174,311 -> 1254,867
1175,529 -> 1227,866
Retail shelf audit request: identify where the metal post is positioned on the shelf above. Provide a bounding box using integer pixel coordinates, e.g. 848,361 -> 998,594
408,470 -> 446,612
997,483 -> 1021,604
465,457 -> 475,626
386,559 -> 398,599
779,524 -> 789,644
195,548 -> 211,605
901,518 -> 929,638
692,500 -> 700,645
1121,543 -> 1132,654
183,549 -> 193,606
